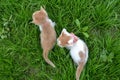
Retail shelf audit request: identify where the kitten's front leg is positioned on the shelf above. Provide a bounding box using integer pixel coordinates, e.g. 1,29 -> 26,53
52,22 -> 56,27
39,25 -> 42,31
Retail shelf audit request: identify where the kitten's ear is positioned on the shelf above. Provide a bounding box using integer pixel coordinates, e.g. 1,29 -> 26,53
40,6 -> 47,15
40,6 -> 44,10
62,28 -> 70,35
40,6 -> 46,10
62,28 -> 67,33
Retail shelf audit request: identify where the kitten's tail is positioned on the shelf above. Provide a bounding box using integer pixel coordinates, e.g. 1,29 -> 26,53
43,50 -> 56,68
76,61 -> 85,80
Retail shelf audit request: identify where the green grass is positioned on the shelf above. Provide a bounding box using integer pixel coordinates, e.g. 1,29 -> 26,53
0,0 -> 120,80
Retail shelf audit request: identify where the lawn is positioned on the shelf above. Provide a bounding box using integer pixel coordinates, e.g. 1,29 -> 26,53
0,0 -> 120,80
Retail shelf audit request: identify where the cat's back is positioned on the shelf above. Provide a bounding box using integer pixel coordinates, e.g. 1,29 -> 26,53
40,21 -> 56,48
70,39 -> 88,64
42,22 -> 56,39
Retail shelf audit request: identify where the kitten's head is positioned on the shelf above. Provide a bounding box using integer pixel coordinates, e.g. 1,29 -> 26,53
57,28 -> 78,47
32,6 -> 48,25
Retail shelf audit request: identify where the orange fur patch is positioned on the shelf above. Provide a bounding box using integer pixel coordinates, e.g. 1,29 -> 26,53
76,61 -> 84,80
32,7 -> 56,68
79,51 -> 86,62
58,32 -> 71,46
32,8 -> 48,25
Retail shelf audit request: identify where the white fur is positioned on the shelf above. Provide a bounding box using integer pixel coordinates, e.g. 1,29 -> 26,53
68,39 -> 73,44
58,28 -> 88,65
57,39 -> 62,47
46,18 -> 55,28
39,25 -> 42,31
67,39 -> 88,65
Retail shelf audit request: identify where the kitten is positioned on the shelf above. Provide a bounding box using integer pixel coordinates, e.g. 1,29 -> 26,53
32,7 -> 56,68
57,28 -> 88,80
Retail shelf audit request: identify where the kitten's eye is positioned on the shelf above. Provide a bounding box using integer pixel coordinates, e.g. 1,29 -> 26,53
35,17 -> 39,20
68,39 -> 73,44
57,39 -> 62,45
57,40 -> 61,44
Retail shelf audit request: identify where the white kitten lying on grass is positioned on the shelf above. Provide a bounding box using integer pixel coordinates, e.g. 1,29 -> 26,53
57,28 -> 88,80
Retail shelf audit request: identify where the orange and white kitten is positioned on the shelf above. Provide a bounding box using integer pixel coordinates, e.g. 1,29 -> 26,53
32,7 -> 56,68
57,28 -> 88,80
